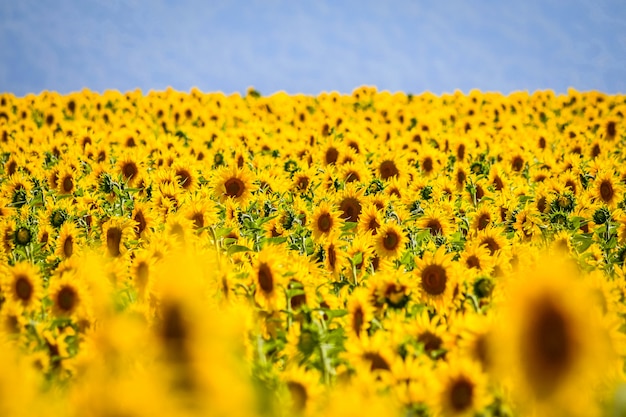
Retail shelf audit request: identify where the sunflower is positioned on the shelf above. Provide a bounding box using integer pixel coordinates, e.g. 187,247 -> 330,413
55,222 -> 81,260
414,245 -> 458,313
131,201 -> 157,240
494,256 -> 614,415
411,310 -> 454,360
56,166 -> 78,195
418,207 -> 455,237
358,202 -> 384,236
130,249 -> 156,301
336,183 -> 364,224
469,204 -> 498,233
279,366 -> 324,416
292,168 -> 316,194
374,222 -> 406,260
592,169 -> 623,209
431,357 -> 491,417
345,288 -> 375,338
322,238 -> 348,280
101,217 -> 136,258
181,193 -> 218,233
213,165 -> 254,205
311,200 -> 344,243
512,205 -> 541,241
459,241 -> 494,279
251,247 -> 286,311
116,151 -> 144,187
3,261 -> 42,313
48,271 -> 90,320
475,225 -> 509,257
344,330 -> 396,382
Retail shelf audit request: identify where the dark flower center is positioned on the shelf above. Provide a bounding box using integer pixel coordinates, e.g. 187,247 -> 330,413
258,263 -> 274,293
15,276 -> 32,301
317,213 -> 332,233
57,286 -> 77,312
450,377 -> 474,412
225,178 -> 244,198
107,227 -> 122,257
421,264 -> 447,296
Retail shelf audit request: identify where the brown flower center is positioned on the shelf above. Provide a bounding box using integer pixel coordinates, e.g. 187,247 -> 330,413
466,255 -> 480,269
224,177 -> 244,198
352,305 -> 364,336
523,296 -> 574,399
417,330 -> 442,354
257,263 -> 274,293
600,179 -> 614,202
63,236 -> 74,258
339,197 -> 362,223
325,147 -> 339,165
15,276 -> 32,301
383,230 -> 400,251
426,219 -> 443,236
379,160 -> 399,180
107,227 -> 122,257
422,157 -> 433,173
317,213 -> 332,233
450,377 -> 474,412
287,381 -> 308,412
421,264 -> 447,296
57,286 -> 77,312
122,161 -> 138,180
363,352 -> 390,372
477,213 -> 490,230
62,176 -> 73,193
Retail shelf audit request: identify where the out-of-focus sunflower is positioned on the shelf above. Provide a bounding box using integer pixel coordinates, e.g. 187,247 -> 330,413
494,255 -> 616,416
345,287 -> 375,338
101,217 -> 136,258
430,356 -> 491,417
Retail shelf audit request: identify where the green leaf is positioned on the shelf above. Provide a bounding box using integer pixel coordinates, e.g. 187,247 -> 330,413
227,245 -> 252,256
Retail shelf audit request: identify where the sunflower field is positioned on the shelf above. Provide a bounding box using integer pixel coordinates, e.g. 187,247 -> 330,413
1,86 -> 626,417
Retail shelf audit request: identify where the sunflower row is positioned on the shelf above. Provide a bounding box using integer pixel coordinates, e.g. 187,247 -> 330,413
0,87 -> 626,417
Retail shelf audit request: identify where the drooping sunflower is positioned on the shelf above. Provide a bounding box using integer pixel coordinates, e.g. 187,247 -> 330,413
414,245 -> 458,313
3,261 -> 43,313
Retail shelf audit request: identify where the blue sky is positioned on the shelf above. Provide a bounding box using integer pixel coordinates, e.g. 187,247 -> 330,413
1,0 -> 625,96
